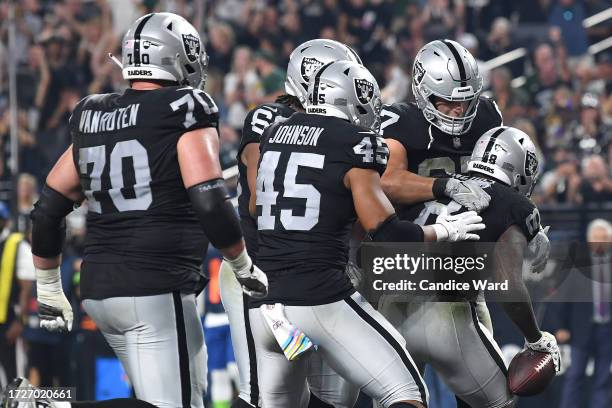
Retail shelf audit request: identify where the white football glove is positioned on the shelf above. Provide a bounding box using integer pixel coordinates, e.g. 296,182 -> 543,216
224,249 -> 269,298
526,226 -> 550,274
433,210 -> 485,242
36,268 -> 73,332
525,331 -> 561,374
444,178 -> 491,212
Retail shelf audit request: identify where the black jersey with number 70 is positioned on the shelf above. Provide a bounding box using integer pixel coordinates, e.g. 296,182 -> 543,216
70,85 -> 219,299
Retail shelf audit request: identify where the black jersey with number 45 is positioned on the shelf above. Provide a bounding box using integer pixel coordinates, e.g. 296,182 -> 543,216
237,102 -> 295,259
400,174 -> 541,242
252,113 -> 388,307
380,96 -> 502,177
70,85 -> 219,300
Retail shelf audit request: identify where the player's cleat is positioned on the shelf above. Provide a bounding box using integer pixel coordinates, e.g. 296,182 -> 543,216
1,378 -> 54,408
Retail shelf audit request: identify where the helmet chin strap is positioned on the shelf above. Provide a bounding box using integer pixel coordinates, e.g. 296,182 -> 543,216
108,53 -> 123,69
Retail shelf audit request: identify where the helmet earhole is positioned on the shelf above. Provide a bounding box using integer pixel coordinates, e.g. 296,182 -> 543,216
356,106 -> 367,114
184,64 -> 195,74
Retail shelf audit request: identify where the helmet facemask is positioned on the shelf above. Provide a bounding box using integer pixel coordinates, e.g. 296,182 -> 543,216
413,80 -> 481,136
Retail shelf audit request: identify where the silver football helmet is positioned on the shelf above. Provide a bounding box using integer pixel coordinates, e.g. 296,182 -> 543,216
412,39 -> 483,135
121,13 -> 208,89
286,39 -> 362,107
467,127 -> 539,196
305,60 -> 382,133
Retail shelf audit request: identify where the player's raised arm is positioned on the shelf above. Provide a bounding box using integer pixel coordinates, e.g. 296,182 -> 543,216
177,127 -> 268,298
31,145 -> 83,332
344,167 -> 484,242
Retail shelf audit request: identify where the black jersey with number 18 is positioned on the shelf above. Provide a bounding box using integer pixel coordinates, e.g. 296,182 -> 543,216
252,113 -> 388,307
70,85 -> 219,300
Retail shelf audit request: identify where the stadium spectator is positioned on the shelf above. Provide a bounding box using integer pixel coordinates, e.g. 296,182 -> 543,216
253,50 -> 285,104
15,173 -> 37,234
223,46 -> 261,131
421,0 -> 461,41
579,154 -> 612,204
571,93 -> 611,156
523,42 -> 571,114
0,203 -> 33,389
549,0 -> 590,57
207,22 -> 235,76
489,66 -> 529,123
554,219 -> 612,408
482,17 -> 522,78
541,85 -> 578,152
537,148 -> 582,205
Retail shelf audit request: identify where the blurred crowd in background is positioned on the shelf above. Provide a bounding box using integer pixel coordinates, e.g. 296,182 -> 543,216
0,0 -> 611,208
0,0 -> 611,407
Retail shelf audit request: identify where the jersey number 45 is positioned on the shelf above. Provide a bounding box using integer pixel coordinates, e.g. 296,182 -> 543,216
256,151 -> 324,231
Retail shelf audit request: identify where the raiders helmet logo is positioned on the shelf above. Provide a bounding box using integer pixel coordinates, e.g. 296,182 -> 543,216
182,34 -> 201,63
525,150 -> 538,176
413,60 -> 426,85
301,57 -> 324,82
354,78 -> 374,104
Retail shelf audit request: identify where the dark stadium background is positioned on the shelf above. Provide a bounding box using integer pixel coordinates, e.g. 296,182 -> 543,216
0,0 -> 610,407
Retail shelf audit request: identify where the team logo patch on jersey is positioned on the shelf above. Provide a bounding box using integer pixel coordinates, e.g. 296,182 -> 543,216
354,78 -> 374,104
182,34 -> 200,62
301,57 -> 324,82
525,150 -> 538,176
413,60 -> 426,85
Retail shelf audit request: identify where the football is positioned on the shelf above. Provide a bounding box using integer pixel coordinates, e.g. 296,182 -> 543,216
508,349 -> 555,396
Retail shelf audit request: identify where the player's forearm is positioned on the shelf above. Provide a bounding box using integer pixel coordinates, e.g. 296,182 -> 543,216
381,168 -> 435,205
501,299 -> 541,343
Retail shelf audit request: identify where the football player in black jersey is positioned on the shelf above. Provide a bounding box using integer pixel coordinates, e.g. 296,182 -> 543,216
380,39 -> 505,336
380,127 -> 561,408
250,60 -> 485,408
380,39 -> 503,210
220,39 -> 363,408
27,13 -> 267,408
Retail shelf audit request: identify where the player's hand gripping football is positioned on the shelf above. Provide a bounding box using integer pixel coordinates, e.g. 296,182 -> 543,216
525,331 -> 561,374
225,249 -> 269,298
36,268 -> 73,332
526,226 -> 550,274
444,178 -> 491,212
433,210 -> 485,242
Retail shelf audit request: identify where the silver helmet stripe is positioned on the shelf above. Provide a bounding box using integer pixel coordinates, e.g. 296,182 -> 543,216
133,13 -> 154,67
481,126 -> 507,164
442,39 -> 466,87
